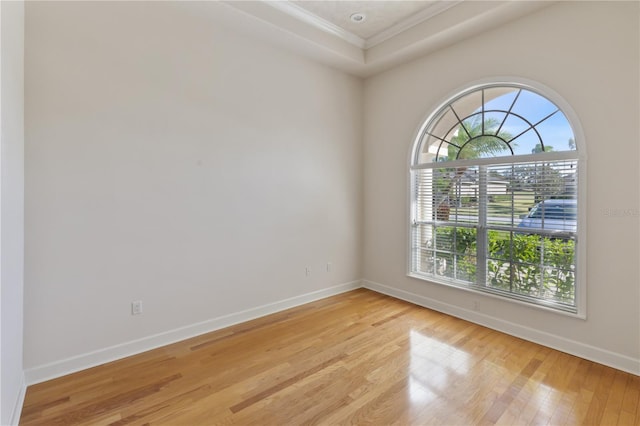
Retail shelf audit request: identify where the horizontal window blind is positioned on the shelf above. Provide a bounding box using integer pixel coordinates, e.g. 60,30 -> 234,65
411,159 -> 578,311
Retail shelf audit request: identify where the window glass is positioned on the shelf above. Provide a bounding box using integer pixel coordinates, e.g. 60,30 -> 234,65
410,84 -> 580,313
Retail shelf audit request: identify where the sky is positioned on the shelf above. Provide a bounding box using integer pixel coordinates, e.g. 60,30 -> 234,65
481,88 -> 575,155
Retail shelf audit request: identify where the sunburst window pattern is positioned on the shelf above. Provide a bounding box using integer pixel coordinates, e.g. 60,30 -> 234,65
416,87 -> 576,164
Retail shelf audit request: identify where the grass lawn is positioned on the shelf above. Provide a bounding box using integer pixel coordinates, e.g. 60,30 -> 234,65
487,192 -> 536,218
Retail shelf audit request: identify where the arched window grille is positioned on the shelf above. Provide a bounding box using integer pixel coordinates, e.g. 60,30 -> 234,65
410,83 -> 583,314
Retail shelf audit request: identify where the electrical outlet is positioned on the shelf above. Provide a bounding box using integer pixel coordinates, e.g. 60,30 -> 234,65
305,267 -> 311,277
326,262 -> 332,272
131,301 -> 143,315
472,300 -> 479,311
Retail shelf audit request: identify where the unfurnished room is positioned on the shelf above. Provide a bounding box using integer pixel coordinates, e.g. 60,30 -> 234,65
0,1 -> 639,425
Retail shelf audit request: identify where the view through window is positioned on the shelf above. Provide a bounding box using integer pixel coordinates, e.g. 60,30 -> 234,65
410,84 -> 581,313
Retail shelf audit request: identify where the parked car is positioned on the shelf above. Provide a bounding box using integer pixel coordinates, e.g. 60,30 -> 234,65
517,199 -> 577,233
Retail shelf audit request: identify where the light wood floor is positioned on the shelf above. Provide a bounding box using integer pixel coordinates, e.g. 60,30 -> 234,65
21,289 -> 639,425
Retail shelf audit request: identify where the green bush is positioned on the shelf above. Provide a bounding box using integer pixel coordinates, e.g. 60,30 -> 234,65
432,227 -> 575,304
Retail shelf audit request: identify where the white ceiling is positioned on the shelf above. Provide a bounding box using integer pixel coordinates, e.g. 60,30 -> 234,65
290,1 -> 459,43
221,1 -> 554,77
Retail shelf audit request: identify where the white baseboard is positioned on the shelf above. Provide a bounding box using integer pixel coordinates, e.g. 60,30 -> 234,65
23,278 -> 639,387
25,280 -> 362,385
9,376 -> 26,426
363,279 -> 640,376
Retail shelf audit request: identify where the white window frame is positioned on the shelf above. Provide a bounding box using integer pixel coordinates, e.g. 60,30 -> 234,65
407,78 -> 587,318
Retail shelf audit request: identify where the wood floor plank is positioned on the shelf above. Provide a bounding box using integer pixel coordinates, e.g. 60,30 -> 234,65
20,289 -> 639,425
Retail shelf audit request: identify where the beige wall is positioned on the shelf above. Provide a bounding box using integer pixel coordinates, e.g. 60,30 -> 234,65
24,1 -> 363,376
1,1 -> 26,424
363,1 -> 639,370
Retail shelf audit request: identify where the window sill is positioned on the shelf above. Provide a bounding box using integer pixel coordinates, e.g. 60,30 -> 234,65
407,271 -> 586,320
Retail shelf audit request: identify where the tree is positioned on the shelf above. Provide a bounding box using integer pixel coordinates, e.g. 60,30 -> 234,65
532,143 -> 554,153
508,164 -> 566,195
435,117 -> 512,220
447,117 -> 512,160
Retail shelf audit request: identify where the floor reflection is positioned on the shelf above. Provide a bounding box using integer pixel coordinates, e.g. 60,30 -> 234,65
408,329 -> 470,406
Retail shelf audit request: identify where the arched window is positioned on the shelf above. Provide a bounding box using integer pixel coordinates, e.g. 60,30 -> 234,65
410,82 -> 584,315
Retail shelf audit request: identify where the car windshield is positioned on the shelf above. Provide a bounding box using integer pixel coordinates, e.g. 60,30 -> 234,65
529,203 -> 577,220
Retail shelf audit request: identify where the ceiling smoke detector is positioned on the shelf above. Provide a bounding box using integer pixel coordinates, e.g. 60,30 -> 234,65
350,13 -> 366,23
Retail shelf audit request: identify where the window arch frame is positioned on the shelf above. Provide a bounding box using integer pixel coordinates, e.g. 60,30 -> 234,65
408,78 -> 587,318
